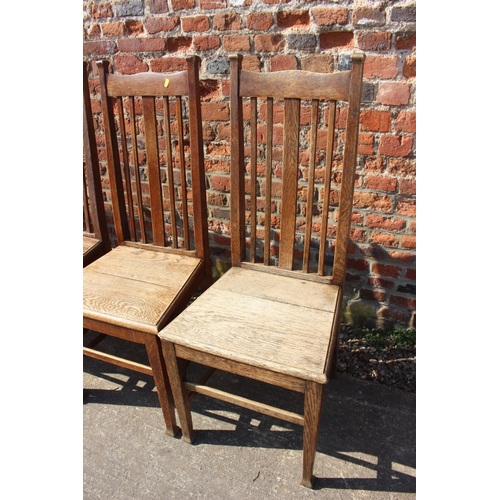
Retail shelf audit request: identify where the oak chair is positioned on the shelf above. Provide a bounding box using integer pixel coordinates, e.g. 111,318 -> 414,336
159,53 -> 366,487
83,61 -> 111,267
83,56 -> 211,436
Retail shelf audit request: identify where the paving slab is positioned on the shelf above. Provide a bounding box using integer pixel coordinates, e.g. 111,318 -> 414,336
84,335 -> 416,499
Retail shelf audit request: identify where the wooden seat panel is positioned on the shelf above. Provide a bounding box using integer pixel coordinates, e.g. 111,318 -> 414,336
84,246 -> 202,333
160,267 -> 339,382
83,235 -> 101,255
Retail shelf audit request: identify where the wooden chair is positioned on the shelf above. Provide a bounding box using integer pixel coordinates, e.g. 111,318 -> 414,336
159,53 -> 365,487
83,61 -> 111,267
83,56 -> 211,436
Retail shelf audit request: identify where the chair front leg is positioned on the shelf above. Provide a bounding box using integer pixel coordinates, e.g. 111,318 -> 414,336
144,334 -> 179,437
162,341 -> 196,444
301,380 -> 325,489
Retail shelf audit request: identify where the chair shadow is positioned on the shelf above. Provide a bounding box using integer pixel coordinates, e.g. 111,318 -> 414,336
84,335 -> 415,494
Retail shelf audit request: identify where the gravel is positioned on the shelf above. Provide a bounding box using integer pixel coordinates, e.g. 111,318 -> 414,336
336,324 -> 416,393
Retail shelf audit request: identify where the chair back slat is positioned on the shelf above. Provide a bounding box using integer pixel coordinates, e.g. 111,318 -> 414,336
230,53 -> 365,285
83,171 -> 91,233
97,57 -> 209,260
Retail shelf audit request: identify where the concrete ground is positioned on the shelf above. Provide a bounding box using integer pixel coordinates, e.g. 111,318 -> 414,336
83,334 -> 416,499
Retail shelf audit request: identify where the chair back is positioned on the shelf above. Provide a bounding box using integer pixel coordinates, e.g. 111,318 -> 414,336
97,56 -> 210,271
229,53 -> 365,287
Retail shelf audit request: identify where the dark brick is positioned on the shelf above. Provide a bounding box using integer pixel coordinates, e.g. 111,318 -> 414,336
115,0 -> 144,17
206,57 -> 230,74
391,6 -> 416,23
287,34 -> 316,51
338,54 -> 351,71
362,83 -> 375,103
397,284 -> 416,295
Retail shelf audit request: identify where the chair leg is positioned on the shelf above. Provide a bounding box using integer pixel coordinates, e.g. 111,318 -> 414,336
144,334 -> 180,437
301,381 -> 325,489
162,341 -> 196,444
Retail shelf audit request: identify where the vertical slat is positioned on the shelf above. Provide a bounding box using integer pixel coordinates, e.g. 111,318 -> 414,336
303,99 -> 319,273
250,97 -> 258,263
176,96 -> 190,250
279,98 -> 300,270
128,97 -> 146,243
83,170 -> 91,232
97,60 -> 129,244
117,97 -> 137,241
164,96 -> 178,248
264,98 -> 273,265
332,53 -> 365,286
230,54 -> 246,266
318,101 -> 336,276
143,96 -> 165,246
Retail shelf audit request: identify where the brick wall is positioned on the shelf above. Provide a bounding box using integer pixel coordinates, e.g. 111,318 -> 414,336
83,0 -> 416,329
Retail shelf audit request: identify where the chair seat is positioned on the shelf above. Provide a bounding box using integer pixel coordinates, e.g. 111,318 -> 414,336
84,245 -> 203,334
159,266 -> 341,383
83,235 -> 101,255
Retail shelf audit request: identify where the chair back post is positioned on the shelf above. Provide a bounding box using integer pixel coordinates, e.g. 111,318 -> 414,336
97,59 -> 130,245
229,54 -> 246,267
331,53 -> 365,288
186,56 -> 211,283
83,61 -> 110,253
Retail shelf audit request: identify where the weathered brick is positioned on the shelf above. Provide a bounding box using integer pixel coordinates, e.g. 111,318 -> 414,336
353,192 -> 393,212
83,41 -> 117,56
394,111 -> 416,133
270,55 -> 297,71
114,55 -> 148,74
311,7 -> 348,26
150,0 -> 169,14
366,214 -> 404,231
213,12 -> 242,31
364,157 -> 384,173
115,0 -> 144,17
370,232 -> 399,248
166,36 -> 192,52
171,0 -> 195,10
206,57 -> 230,74
387,158 -> 416,176
287,34 -> 316,51
401,236 -> 416,249
182,16 -> 210,32
353,7 -> 386,26
364,55 -> 398,79
263,0 -> 290,4
391,6 -> 416,23
395,32 -> 416,50
193,35 -> 221,51
200,79 -> 220,99
389,251 -> 415,264
242,55 -> 261,72
357,31 -> 391,51
372,263 -> 401,278
223,34 -> 251,51
301,54 -> 333,73
150,58 -> 187,72
360,109 -> 391,132
247,12 -> 273,31
254,34 -> 285,52
200,0 -> 227,8
365,175 -> 398,192
87,24 -> 101,37
319,31 -> 354,49
145,16 -> 180,34
202,101 -> 230,121
276,10 -> 310,29
376,82 -> 411,105
101,22 -> 126,37
125,20 -> 144,35
399,179 -> 416,195
379,135 -> 413,157
356,133 -> 375,155
396,198 -> 416,216
117,37 -> 166,52
91,3 -> 112,18
209,175 -> 231,192
403,55 -> 416,78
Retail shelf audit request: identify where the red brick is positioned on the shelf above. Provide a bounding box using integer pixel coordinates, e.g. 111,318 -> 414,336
301,54 -> 333,73
357,32 -> 391,51
370,232 -> 399,247
114,55 -> 148,74
387,158 -> 416,176
319,31 -> 354,49
242,56 -> 261,72
203,123 -> 216,141
356,133 -> 374,155
270,55 -> 297,71
117,38 -> 166,53
396,199 -> 416,217
394,111 -> 416,133
353,7 -> 386,26
125,20 -> 144,35
87,24 -> 101,37
167,36 -> 192,52
399,179 -> 416,195
182,16 -> 210,32
364,55 -> 398,79
101,22 -> 126,37
223,34 -> 251,51
368,277 -> 394,289
379,135 -> 413,157
150,0 -> 168,14
193,35 -> 221,51
360,109 -> 391,132
83,41 -> 117,56
209,175 -> 231,192
276,10 -> 310,29
395,32 -> 416,50
247,12 -> 274,31
401,236 -> 416,249
254,34 -> 285,52
364,157 -> 384,173
91,3 -> 112,18
200,79 -> 220,99
389,251 -> 415,264
376,83 -> 411,105
200,0 -> 227,8
366,214 -> 404,231
202,102 -> 230,121
403,55 -> 416,78
213,12 -> 242,31
150,58 -> 187,72
263,0 -> 290,3
171,0 -> 195,10
372,263 -> 401,278
311,7 -> 348,26
145,16 -> 180,34
353,192 -> 393,212
347,258 -> 369,271
365,176 -> 397,192
405,268 -> 416,280
390,295 -> 416,309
